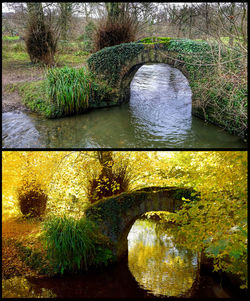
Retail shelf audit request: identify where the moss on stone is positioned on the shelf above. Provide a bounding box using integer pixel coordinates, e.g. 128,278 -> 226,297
85,187 -> 196,237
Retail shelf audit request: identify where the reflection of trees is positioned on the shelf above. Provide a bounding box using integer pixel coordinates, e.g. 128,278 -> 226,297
128,219 -> 198,297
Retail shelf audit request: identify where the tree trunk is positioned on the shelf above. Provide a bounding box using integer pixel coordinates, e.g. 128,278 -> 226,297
105,2 -> 124,21
59,3 -> 72,41
97,151 -> 114,179
27,2 -> 44,24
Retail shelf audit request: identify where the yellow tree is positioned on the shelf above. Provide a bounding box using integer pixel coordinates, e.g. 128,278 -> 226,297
158,151 -> 247,288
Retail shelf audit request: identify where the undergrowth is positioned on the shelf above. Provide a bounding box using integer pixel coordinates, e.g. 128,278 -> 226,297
41,215 -> 114,275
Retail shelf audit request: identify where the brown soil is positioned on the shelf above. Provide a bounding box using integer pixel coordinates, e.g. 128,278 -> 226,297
2,65 -> 45,113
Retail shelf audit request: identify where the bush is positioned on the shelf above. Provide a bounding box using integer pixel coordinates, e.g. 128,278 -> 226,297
87,165 -> 129,203
17,180 -> 47,218
93,14 -> 139,52
42,215 -> 114,274
25,19 -> 57,66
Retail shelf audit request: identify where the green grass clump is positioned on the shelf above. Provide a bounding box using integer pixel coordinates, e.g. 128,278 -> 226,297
41,215 -> 114,274
46,66 -> 92,116
2,35 -> 20,41
46,66 -> 112,117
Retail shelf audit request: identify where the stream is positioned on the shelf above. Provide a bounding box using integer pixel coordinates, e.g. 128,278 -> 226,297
2,217 -> 247,298
2,64 -> 246,148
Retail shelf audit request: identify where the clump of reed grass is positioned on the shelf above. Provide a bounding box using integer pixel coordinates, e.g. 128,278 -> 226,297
46,66 -> 91,116
25,19 -> 57,66
46,66 -> 111,118
17,179 -> 48,218
41,215 -> 113,274
94,14 -> 140,52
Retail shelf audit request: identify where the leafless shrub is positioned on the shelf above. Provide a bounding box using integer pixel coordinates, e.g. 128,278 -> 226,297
93,14 -> 140,52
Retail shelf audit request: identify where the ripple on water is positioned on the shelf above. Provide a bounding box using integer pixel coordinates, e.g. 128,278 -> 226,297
2,64 -> 246,148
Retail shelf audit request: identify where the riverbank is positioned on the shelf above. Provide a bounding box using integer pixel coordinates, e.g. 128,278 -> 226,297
2,215 -> 247,298
2,38 -> 247,144
2,39 -> 90,114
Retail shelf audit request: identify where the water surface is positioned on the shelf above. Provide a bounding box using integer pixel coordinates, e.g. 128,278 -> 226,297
128,218 -> 199,297
2,64 -> 246,148
2,217 -> 246,298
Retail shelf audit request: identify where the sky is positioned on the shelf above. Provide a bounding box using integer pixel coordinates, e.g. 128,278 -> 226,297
2,2 -> 190,13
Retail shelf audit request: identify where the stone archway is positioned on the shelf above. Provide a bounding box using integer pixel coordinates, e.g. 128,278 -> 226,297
87,42 -> 190,106
117,50 -> 189,104
85,187 -> 197,260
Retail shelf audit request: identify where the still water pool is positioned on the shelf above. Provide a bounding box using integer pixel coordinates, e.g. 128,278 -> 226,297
2,64 -> 245,148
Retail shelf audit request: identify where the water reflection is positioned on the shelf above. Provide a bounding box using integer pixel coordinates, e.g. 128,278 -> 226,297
130,64 -> 192,139
2,64 -> 246,148
2,276 -> 56,298
128,218 -> 198,297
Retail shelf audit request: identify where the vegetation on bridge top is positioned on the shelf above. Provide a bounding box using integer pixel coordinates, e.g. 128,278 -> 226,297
87,42 -> 144,85
85,187 -> 199,236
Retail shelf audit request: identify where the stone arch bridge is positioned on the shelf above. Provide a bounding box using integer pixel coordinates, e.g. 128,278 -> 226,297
87,38 -> 213,114
86,186 -> 198,260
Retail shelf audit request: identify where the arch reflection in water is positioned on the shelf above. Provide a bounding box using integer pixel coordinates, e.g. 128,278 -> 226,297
128,218 -> 198,297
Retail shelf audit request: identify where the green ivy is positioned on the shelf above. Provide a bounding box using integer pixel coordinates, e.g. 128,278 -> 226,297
87,42 -> 144,85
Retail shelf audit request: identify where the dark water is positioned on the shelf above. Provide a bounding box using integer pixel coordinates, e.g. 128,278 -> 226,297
2,64 -> 246,148
2,218 -> 246,298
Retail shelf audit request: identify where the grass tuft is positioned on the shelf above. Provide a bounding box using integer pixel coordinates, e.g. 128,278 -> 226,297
45,66 -> 112,118
46,66 -> 92,116
41,215 -> 114,274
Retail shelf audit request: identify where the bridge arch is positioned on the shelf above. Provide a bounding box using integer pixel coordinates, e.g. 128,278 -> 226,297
118,52 -> 189,104
85,187 -> 197,260
87,41 -> 191,105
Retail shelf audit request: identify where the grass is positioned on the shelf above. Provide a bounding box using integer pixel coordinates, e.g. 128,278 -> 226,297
2,35 -> 20,41
41,214 -> 114,274
46,66 -> 92,116
7,80 -> 54,117
2,39 -> 91,68
55,53 -> 88,66
2,50 -> 29,63
2,38 -> 96,118
45,66 -> 112,118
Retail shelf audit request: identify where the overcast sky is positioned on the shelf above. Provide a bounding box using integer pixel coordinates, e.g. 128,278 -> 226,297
2,2 -> 189,13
